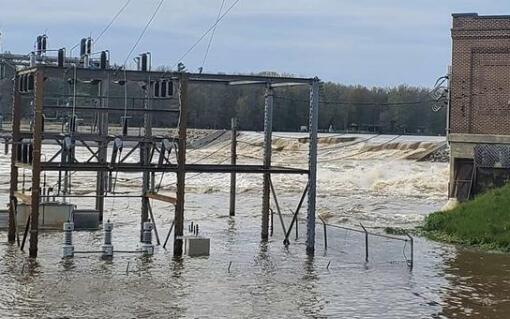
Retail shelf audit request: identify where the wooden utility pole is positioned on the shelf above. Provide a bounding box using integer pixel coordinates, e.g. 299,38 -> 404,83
174,73 -> 188,256
29,71 -> 44,258
8,79 -> 21,243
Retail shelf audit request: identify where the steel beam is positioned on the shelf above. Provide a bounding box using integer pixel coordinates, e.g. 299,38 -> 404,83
18,65 -> 315,85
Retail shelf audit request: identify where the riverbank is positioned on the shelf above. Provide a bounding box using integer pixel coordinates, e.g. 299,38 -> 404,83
423,183 -> 510,252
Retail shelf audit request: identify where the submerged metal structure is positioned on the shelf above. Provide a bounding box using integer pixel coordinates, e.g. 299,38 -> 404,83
7,61 -> 319,258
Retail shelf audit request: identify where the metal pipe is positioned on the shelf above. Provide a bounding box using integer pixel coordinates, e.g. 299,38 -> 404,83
319,216 -> 327,250
163,220 -> 175,249
360,223 -> 368,263
406,233 -> 414,269
229,117 -> 237,216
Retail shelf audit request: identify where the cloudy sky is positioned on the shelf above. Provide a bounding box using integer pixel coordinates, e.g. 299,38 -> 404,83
0,0 -> 509,87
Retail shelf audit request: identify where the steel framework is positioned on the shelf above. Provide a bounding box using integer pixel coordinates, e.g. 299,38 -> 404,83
7,64 -> 320,258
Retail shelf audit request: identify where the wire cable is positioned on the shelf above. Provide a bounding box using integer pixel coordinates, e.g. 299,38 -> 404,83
200,0 -> 226,71
171,0 -> 242,70
122,0 -> 165,67
95,0 -> 132,44
273,95 -> 435,107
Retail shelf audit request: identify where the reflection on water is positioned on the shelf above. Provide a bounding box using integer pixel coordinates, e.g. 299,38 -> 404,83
440,249 -> 510,318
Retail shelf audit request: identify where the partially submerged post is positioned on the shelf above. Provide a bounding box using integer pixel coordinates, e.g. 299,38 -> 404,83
261,85 -> 273,240
306,79 -> 320,255
8,82 -> 21,243
29,70 -> 44,258
229,117 -> 238,217
173,73 -> 188,257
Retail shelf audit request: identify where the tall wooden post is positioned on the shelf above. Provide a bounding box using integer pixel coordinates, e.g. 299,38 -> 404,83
29,70 -> 44,258
229,117 -> 238,216
306,79 -> 319,256
174,74 -> 188,256
8,78 -> 21,243
261,85 -> 273,240
140,76 -> 152,241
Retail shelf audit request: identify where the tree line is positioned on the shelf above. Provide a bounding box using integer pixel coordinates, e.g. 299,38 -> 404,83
0,71 -> 446,135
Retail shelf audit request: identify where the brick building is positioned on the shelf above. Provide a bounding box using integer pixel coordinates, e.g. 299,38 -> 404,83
449,13 -> 510,200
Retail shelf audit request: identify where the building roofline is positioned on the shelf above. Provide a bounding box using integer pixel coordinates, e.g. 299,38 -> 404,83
452,12 -> 510,19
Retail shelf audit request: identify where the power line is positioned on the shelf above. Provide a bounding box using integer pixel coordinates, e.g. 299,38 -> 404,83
200,0 -> 226,71
273,95 -> 436,107
67,0 -> 132,55
95,0 -> 132,44
123,0 -> 165,67
172,0 -> 242,70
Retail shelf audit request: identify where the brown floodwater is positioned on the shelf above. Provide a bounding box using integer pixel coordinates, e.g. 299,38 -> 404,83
0,133 -> 508,318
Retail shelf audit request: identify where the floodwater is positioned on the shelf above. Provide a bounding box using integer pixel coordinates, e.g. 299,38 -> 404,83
0,132 -> 509,318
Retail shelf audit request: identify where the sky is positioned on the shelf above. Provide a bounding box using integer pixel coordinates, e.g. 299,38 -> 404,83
0,0 -> 509,87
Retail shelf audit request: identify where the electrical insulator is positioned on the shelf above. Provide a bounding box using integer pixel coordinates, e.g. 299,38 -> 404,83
57,49 -> 65,68
86,38 -> 92,55
80,38 -> 87,57
141,53 -> 148,72
100,51 -> 108,69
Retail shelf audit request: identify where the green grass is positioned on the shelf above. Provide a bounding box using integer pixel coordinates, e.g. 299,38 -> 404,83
423,183 -> 510,252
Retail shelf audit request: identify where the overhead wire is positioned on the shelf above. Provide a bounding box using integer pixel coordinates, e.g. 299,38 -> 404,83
200,0 -> 227,71
273,95 -> 436,107
95,0 -> 133,44
122,0 -> 165,67
171,0 -> 242,70
67,0 -> 132,55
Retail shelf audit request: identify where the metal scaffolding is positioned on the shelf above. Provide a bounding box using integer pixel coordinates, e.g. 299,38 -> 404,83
7,64 -> 320,258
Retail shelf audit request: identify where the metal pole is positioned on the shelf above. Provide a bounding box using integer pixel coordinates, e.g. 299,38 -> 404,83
269,177 -> 287,236
306,79 -> 319,255
284,184 -> 308,245
29,70 -> 44,258
174,73 -> 188,256
229,117 -> 238,216
360,223 -> 368,263
322,218 -> 327,250
8,83 -> 21,243
261,85 -> 273,240
163,220 -> 174,249
96,79 -> 108,222
406,233 -> 414,269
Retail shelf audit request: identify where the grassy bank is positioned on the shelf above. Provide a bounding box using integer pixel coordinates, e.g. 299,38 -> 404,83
423,183 -> 510,252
